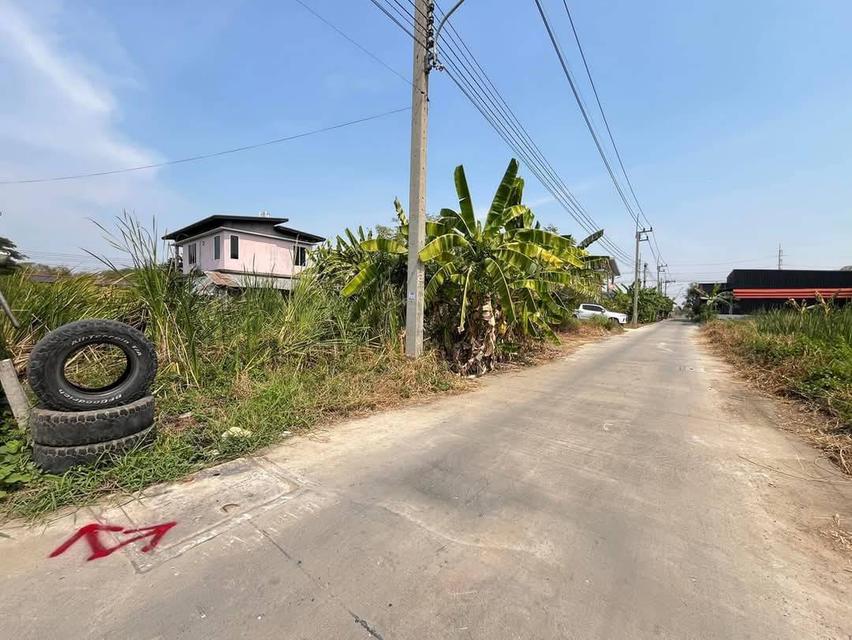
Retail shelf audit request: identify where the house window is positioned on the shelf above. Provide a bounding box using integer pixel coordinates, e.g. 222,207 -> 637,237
230,235 -> 239,259
214,235 -> 221,260
187,243 -> 197,266
294,246 -> 307,267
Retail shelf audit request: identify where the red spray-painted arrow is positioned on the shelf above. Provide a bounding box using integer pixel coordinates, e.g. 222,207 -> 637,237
49,522 -> 177,561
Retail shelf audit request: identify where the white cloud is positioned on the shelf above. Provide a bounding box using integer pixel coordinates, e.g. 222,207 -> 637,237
0,1 -> 113,113
0,0 -> 181,268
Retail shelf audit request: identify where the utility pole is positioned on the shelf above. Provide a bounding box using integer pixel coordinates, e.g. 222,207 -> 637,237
632,227 -> 652,326
642,262 -> 648,289
404,0 -> 434,358
777,243 -> 783,270
656,262 -> 667,293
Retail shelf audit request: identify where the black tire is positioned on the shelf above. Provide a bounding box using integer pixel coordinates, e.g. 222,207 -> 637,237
32,425 -> 157,475
30,396 -> 155,447
27,319 -> 157,411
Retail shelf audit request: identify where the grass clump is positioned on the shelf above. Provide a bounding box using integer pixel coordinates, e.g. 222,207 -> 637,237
703,306 -> 852,473
584,314 -> 625,332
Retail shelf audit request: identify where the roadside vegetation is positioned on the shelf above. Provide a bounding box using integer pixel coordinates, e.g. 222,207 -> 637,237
606,284 -> 674,324
684,283 -> 733,322
0,159 -> 649,518
704,303 -> 852,474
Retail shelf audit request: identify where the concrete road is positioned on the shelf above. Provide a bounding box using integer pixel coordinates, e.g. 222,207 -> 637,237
2,320 -> 850,639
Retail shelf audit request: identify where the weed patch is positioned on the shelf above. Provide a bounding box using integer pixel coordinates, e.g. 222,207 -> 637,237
703,308 -> 852,473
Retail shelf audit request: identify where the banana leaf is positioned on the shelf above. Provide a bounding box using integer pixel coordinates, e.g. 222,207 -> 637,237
360,238 -> 406,254
485,257 -> 515,323
457,266 -> 473,332
419,233 -> 471,262
341,262 -> 380,297
453,165 -> 478,237
485,159 -> 520,232
578,229 -> 604,249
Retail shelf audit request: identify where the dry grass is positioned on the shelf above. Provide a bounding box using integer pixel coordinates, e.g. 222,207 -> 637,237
821,514 -> 852,553
703,320 -> 852,475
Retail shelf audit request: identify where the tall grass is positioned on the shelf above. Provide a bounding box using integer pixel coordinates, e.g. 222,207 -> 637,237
1,214 -> 459,518
0,270 -> 132,370
751,306 -> 852,346
704,306 -> 852,473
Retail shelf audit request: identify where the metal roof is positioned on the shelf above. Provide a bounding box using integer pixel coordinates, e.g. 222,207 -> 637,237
162,214 -> 325,244
195,270 -> 297,291
726,269 -> 852,289
162,215 -> 289,240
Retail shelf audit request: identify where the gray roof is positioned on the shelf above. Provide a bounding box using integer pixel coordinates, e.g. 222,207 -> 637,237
162,214 -> 324,243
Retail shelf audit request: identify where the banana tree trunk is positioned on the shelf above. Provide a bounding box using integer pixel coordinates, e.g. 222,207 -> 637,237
453,295 -> 497,376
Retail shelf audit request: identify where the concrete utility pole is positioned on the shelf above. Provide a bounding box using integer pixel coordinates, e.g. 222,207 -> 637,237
632,227 -> 652,326
777,243 -> 783,270
404,0 -> 434,358
642,262 -> 648,289
656,262 -> 667,293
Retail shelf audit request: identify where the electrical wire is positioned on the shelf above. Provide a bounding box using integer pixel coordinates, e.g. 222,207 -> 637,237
0,107 -> 411,185
562,1 -> 666,270
374,0 -> 633,264
532,0 -> 640,228
368,0 -> 427,46
293,0 -> 413,88
435,14 -> 632,261
434,2 -> 633,262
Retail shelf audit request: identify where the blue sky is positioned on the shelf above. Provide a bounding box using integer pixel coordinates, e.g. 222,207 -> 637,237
1,0 -> 851,298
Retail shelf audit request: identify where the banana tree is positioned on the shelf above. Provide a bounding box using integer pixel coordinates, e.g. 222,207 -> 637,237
418,159 -> 602,373
314,200 -> 410,338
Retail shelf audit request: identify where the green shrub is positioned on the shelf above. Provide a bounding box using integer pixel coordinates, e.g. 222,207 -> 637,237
0,413 -> 35,499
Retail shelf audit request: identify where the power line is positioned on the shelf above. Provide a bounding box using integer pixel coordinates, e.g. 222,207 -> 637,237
565,0 -> 667,266
293,0 -> 413,88
0,106 -> 410,185
563,1 -> 646,224
666,254 -> 779,267
435,14 -> 632,261
368,0 -> 427,46
371,0 -> 633,264
532,0 -> 640,229
435,5 -> 632,262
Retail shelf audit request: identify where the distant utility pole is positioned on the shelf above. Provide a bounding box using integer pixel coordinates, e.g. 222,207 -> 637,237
632,227 -> 652,326
642,262 -> 648,289
656,262 -> 667,293
777,243 -> 783,270
404,0 -> 434,358
663,279 -> 676,297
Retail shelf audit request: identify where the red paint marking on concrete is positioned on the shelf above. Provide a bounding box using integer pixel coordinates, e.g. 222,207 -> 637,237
49,522 -> 177,561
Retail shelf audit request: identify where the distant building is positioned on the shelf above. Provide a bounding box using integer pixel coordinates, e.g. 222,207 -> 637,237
724,269 -> 852,313
162,214 -> 324,291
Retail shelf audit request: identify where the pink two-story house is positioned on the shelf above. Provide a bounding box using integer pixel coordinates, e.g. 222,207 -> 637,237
162,214 -> 325,290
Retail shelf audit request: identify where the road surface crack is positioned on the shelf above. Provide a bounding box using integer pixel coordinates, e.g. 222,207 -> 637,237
252,522 -> 387,640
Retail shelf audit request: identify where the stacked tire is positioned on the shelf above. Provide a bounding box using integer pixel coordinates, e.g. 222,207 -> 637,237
27,320 -> 158,474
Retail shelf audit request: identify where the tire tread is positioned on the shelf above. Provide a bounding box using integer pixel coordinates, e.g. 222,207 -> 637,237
30,396 -> 155,446
32,425 -> 157,474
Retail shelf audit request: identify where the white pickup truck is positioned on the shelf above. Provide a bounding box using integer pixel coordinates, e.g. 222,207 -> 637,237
573,303 -> 628,325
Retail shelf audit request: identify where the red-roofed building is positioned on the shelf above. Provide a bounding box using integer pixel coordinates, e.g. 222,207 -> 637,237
725,269 -> 852,313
